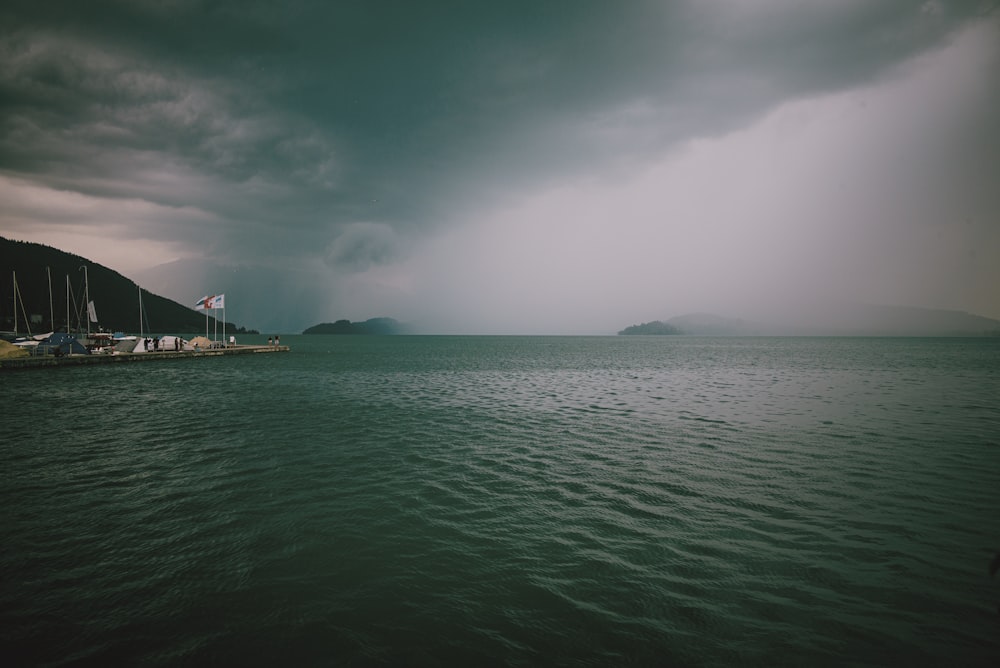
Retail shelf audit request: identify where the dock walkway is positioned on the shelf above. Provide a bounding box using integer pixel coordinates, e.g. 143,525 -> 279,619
0,345 -> 289,370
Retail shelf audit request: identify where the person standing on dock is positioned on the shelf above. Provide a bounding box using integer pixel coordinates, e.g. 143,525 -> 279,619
275,335 -> 280,347
268,336 -> 272,347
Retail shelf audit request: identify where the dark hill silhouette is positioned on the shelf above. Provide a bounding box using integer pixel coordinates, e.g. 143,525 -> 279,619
1,236 -> 249,335
303,318 -> 410,335
618,320 -> 680,335
623,307 -> 1000,336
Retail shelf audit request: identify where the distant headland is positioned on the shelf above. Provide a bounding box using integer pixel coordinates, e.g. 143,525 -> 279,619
620,308 -> 1000,337
618,321 -> 680,335
303,318 -> 411,335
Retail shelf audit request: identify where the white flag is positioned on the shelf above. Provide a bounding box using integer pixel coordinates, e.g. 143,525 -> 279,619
87,300 -> 98,322
194,295 -> 210,310
208,294 -> 225,309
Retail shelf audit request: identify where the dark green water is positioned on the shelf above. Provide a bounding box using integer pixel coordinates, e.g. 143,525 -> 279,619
3,336 -> 999,665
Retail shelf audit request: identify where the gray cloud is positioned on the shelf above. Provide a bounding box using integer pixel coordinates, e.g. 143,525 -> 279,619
325,223 -> 401,273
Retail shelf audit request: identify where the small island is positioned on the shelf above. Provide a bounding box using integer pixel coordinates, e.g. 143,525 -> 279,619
303,317 -> 410,335
618,321 -> 681,335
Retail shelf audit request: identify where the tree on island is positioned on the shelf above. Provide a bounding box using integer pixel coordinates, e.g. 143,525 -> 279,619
618,321 -> 681,335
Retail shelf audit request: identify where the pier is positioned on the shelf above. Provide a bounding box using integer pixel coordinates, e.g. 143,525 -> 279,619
0,344 -> 290,370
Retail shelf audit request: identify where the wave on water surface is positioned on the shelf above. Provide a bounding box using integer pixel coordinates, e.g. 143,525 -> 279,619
3,336 -> 999,664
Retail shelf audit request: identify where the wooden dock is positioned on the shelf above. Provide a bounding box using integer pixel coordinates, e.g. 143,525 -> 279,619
0,345 -> 290,370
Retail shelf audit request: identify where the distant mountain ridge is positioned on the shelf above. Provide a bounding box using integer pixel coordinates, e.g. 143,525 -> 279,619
303,318 -> 410,335
623,307 -> 1000,336
1,236 -> 252,334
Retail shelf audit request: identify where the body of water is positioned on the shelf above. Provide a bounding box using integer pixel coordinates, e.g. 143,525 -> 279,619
3,336 -> 998,665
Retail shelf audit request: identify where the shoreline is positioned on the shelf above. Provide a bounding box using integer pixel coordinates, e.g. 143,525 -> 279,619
0,344 -> 290,371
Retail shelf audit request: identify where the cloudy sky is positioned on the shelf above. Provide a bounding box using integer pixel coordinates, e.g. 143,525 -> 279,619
2,1 -> 998,333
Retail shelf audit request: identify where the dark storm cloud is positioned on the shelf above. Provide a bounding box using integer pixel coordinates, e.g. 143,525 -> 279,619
324,222 -> 400,273
3,1 -> 992,255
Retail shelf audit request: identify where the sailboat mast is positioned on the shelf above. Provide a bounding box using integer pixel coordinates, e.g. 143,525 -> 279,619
12,271 -> 31,337
47,266 -> 54,331
82,265 -> 91,337
138,285 -> 143,338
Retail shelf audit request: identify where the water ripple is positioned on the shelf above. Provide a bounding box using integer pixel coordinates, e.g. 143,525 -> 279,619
3,336 -> 999,665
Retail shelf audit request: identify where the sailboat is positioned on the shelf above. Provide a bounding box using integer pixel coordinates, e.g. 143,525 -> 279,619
9,269 -> 90,356
110,285 -> 146,353
9,270 -> 47,351
109,284 -> 192,354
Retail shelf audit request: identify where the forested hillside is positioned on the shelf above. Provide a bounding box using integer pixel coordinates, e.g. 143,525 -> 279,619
1,237 -> 248,334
